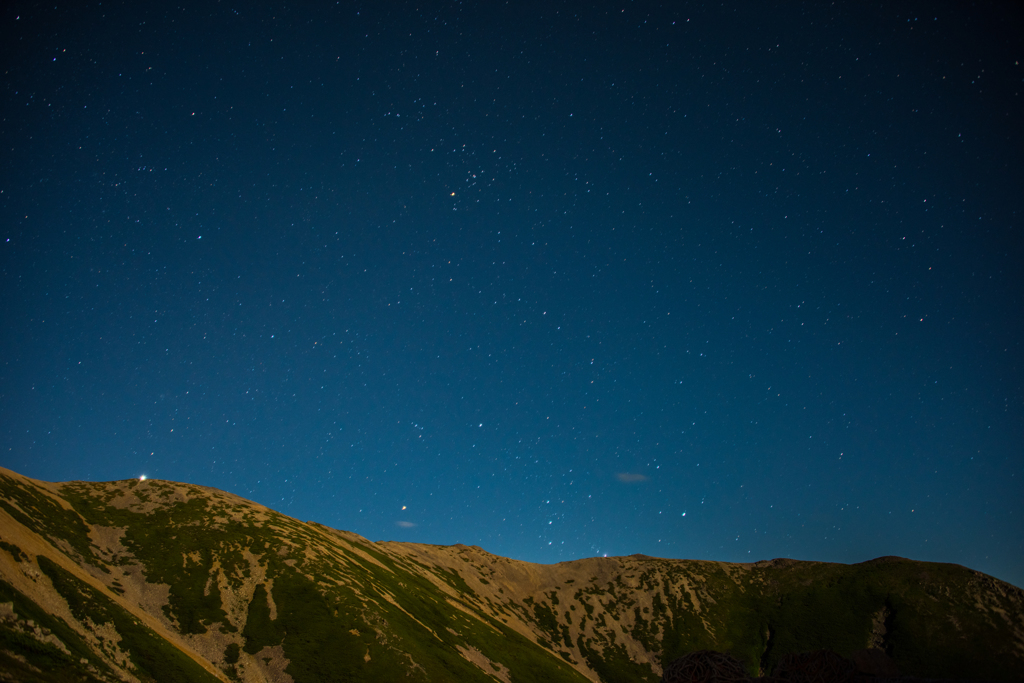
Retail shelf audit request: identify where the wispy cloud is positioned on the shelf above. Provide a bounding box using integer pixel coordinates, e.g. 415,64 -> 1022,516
616,472 -> 648,483
395,521 -> 417,528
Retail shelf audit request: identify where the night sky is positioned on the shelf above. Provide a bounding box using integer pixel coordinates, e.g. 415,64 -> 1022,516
2,2 -> 1022,588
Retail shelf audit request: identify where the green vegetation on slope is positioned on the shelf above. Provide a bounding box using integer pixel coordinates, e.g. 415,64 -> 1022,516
651,558 -> 1024,679
61,483 -> 237,635
0,474 -> 96,563
36,556 -> 222,683
852,559 -> 1024,680
576,635 -> 660,683
0,578 -> 113,683
245,545 -> 591,683
758,562 -> 886,669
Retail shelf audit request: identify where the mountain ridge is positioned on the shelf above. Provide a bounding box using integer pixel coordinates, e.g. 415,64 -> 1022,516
0,466 -> 1021,682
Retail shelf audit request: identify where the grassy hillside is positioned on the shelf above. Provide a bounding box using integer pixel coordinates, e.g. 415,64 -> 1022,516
0,467 -> 1021,682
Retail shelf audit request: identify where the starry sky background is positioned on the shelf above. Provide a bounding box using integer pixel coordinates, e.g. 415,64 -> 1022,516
2,1 -> 1022,588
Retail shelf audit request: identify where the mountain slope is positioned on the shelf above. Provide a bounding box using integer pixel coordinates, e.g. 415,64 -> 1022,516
0,467 -> 1021,682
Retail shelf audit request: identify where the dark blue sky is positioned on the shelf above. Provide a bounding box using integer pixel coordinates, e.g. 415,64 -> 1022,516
2,1 -> 1022,587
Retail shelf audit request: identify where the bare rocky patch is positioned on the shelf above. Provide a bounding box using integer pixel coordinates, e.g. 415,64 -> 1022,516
457,643 -> 512,683
242,644 -> 293,683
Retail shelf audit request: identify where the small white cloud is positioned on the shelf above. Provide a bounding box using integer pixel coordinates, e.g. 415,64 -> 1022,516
616,472 -> 648,483
396,521 -> 417,528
